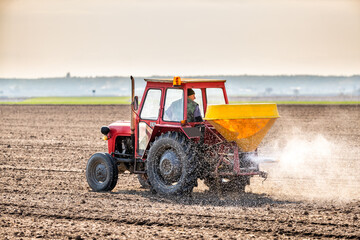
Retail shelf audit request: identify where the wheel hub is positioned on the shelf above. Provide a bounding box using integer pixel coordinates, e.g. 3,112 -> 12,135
95,163 -> 107,182
159,150 -> 181,182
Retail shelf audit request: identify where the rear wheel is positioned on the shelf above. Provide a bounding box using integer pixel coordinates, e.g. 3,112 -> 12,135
147,132 -> 197,196
203,150 -> 253,193
227,176 -> 249,192
204,176 -> 249,193
86,153 -> 118,192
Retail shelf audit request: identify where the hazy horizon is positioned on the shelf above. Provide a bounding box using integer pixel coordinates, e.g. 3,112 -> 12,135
1,0 -> 359,78
1,75 -> 359,98
2,73 -> 360,80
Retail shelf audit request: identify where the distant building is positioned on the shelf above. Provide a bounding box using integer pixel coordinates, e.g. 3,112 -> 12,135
265,87 -> 273,96
293,88 -> 300,96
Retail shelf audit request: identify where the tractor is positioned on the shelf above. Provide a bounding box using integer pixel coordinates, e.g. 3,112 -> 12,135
86,76 -> 279,195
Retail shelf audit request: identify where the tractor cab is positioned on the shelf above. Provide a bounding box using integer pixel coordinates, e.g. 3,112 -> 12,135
135,77 -> 228,157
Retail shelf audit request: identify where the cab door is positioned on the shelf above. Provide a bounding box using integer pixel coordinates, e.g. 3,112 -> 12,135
136,88 -> 162,156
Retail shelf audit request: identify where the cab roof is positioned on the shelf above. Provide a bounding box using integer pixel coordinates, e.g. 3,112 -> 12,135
144,78 -> 226,83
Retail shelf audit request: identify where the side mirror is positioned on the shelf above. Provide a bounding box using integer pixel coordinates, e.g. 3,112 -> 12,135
132,96 -> 139,111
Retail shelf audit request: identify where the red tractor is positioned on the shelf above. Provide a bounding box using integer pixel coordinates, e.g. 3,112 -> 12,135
86,76 -> 279,195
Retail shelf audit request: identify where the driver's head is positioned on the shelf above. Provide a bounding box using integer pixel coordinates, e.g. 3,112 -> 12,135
187,88 -> 196,100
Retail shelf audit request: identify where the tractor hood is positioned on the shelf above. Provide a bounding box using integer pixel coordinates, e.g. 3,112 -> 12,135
108,120 -> 131,136
204,103 -> 280,152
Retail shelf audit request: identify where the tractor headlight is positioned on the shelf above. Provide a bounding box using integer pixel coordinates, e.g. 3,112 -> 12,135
101,126 -> 110,135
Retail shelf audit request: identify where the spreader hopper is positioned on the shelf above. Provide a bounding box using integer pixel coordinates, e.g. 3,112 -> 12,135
204,103 -> 280,152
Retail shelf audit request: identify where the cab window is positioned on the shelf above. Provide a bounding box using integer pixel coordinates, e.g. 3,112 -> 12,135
206,88 -> 225,104
138,122 -> 153,155
140,89 -> 162,120
192,88 -> 204,118
163,89 -> 184,122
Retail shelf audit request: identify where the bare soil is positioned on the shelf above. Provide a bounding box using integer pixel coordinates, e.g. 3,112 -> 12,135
0,105 -> 359,239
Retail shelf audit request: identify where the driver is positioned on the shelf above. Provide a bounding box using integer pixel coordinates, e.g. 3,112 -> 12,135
165,88 -> 203,122
187,88 -> 203,122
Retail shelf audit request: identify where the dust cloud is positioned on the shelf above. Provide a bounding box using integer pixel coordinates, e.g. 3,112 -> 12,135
253,134 -> 360,202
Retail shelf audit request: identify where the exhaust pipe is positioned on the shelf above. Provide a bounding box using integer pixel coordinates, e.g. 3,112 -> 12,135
130,76 -> 135,135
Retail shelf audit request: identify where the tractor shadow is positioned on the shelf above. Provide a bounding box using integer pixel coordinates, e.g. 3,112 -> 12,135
113,189 -> 298,208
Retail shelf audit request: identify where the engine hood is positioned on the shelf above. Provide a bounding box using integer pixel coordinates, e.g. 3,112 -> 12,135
108,120 -> 131,136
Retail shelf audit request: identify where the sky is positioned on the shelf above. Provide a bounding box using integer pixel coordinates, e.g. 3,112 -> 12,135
0,0 -> 359,78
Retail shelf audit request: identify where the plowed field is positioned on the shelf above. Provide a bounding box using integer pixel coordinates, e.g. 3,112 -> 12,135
1,105 -> 359,239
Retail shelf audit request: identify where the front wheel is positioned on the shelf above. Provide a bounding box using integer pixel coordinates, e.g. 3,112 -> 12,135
86,153 -> 118,192
147,132 -> 197,196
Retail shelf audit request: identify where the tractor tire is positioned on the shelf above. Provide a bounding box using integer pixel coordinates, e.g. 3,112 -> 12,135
204,176 -> 248,193
227,176 -> 248,192
86,152 -> 118,192
147,132 -> 197,196
137,174 -> 150,189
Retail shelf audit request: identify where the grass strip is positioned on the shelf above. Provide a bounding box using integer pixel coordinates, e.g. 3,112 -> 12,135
0,97 -> 358,105
0,97 -> 131,105
230,101 -> 360,105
